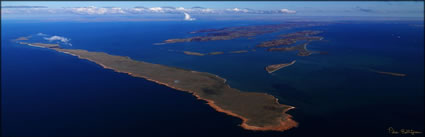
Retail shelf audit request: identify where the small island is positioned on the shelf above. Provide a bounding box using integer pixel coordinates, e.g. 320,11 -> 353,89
230,50 -> 249,54
279,30 -> 323,38
268,43 -> 312,56
17,40 -> 298,132
14,36 -> 31,41
183,51 -> 205,56
256,30 -> 323,52
265,60 -> 296,73
257,36 -> 323,48
208,51 -> 225,55
370,69 -> 407,77
256,30 -> 326,56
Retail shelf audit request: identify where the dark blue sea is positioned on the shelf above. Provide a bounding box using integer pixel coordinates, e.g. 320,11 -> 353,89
2,20 -> 424,137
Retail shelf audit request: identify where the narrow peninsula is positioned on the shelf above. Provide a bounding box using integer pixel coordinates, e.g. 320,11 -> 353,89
208,51 -> 225,55
266,60 -> 296,73
17,41 -> 298,132
370,69 -> 407,77
230,50 -> 249,54
14,36 -> 31,41
19,42 -> 60,48
183,51 -> 205,56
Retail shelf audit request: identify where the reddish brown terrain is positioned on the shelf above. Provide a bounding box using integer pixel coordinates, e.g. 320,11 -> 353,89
16,39 -> 299,132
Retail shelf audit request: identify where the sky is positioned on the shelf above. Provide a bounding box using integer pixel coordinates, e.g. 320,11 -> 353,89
1,1 -> 424,21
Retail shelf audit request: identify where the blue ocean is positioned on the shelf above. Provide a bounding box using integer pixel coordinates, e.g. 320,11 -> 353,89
2,20 -> 424,136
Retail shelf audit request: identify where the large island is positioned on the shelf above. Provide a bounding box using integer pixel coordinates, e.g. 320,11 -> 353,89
17,41 -> 298,132
162,22 -> 327,44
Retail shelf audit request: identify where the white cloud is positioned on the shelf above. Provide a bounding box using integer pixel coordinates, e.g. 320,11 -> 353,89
69,6 -> 125,15
1,7 -> 54,14
200,8 -> 214,13
37,33 -> 48,36
184,12 -> 196,21
70,6 -> 106,15
280,9 -> 297,14
44,36 -> 70,43
127,7 -> 148,13
44,36 -> 72,46
176,7 -> 186,11
109,7 -> 126,14
149,7 -> 164,12
132,8 -> 144,12
1,6 -> 297,15
227,8 -> 249,13
2,6 -> 48,8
